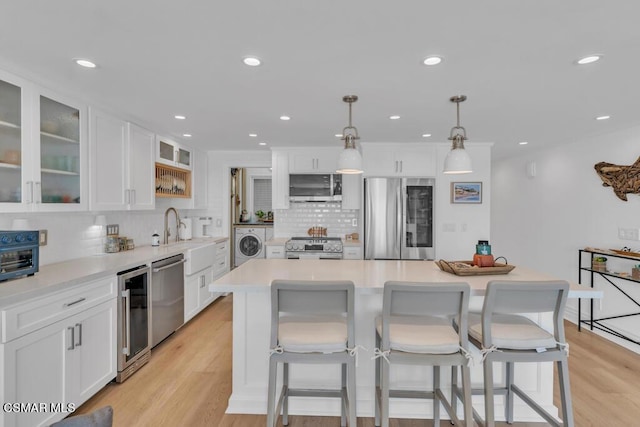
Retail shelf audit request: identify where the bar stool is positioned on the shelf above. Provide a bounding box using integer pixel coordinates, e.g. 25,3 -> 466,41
374,281 -> 473,427
465,280 -> 573,427
267,280 -> 357,427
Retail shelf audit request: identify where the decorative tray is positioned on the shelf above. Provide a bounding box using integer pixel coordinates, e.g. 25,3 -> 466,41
435,260 -> 516,276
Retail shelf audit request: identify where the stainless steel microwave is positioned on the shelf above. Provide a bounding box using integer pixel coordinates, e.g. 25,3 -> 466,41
289,174 -> 342,202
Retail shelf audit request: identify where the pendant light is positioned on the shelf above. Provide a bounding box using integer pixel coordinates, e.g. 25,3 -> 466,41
337,95 -> 363,174
443,95 -> 473,174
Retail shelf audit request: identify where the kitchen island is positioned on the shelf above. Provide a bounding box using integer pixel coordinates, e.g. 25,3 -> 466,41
211,259 -> 601,422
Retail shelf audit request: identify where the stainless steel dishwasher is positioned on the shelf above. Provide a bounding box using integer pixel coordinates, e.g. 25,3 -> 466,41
151,254 -> 185,347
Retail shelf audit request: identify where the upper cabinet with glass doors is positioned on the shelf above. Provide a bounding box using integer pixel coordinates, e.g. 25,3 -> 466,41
156,136 -> 192,170
0,70 -> 87,212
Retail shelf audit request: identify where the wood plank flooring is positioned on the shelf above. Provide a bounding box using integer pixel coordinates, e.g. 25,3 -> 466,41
74,295 -> 640,426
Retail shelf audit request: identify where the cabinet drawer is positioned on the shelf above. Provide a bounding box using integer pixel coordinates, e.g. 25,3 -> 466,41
266,246 -> 285,259
213,254 -> 228,275
1,276 -> 117,343
215,241 -> 228,255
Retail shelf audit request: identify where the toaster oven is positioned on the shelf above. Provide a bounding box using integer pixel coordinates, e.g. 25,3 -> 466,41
0,230 -> 39,281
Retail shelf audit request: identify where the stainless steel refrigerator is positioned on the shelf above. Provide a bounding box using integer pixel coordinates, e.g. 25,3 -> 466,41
364,177 -> 435,260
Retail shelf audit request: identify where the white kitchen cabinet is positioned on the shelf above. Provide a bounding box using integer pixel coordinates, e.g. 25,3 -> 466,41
288,147 -> 340,173
271,149 -> 289,209
90,110 -> 155,211
212,239 -> 230,280
343,245 -> 362,260
1,279 -> 117,427
185,267 -> 215,323
266,244 -> 285,259
184,240 -> 228,323
363,144 -> 436,177
0,70 -> 88,213
156,136 -> 191,170
126,123 -> 155,210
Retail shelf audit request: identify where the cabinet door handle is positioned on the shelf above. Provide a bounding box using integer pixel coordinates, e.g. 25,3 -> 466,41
399,160 -> 403,173
131,189 -> 136,206
75,323 -> 82,347
25,181 -> 31,204
34,182 -> 41,203
125,189 -> 131,204
68,326 -> 75,351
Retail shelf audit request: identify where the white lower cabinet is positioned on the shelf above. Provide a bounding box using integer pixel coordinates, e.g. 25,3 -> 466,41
343,246 -> 362,260
266,245 -> 285,259
1,296 -> 117,427
185,267 -> 213,322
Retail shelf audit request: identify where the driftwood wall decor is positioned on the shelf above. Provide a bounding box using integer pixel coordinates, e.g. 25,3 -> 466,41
594,156 -> 640,201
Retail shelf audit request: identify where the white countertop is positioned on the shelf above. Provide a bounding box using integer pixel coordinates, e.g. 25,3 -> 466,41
0,236 -> 228,308
211,258 -> 601,298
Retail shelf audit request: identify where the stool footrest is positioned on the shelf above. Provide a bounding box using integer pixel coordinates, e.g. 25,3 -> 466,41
287,388 -> 345,398
511,384 -> 562,427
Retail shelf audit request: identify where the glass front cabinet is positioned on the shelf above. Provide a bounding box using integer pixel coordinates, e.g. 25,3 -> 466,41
0,71 -> 86,212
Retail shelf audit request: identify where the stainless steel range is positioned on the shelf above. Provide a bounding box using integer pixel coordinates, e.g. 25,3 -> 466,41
285,237 -> 343,259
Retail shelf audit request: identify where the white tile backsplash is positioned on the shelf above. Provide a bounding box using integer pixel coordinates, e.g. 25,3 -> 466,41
274,202 -> 358,238
0,209 -> 205,266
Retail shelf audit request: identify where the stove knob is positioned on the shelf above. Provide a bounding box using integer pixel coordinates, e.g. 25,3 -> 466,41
27,233 -> 37,241
285,243 -> 293,250
15,234 -> 26,243
1,235 -> 12,244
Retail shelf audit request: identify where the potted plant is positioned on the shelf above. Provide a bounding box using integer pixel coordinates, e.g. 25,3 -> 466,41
255,210 -> 266,221
592,256 -> 607,272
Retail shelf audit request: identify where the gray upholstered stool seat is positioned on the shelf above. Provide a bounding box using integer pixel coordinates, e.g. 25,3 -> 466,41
374,281 -> 473,427
460,280 -> 573,427
267,280 -> 357,427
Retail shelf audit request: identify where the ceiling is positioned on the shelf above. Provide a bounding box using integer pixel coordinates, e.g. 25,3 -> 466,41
1,1 -> 639,160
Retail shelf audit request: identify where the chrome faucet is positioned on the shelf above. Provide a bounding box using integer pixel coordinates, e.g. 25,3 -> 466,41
164,207 -> 182,244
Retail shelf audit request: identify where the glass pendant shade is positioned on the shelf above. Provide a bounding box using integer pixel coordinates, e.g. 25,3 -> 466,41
443,145 -> 472,174
337,137 -> 363,174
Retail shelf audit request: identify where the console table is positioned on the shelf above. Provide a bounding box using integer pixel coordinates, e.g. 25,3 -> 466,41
578,248 -> 640,346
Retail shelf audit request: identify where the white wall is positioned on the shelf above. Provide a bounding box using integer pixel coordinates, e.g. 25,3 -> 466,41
492,125 -> 640,352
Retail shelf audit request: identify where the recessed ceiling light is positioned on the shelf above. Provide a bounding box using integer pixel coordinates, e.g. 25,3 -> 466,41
422,133 -> 432,138
75,59 -> 96,68
243,56 -> 261,66
259,142 -> 267,146
335,134 -> 343,138
183,133 -> 192,137
519,141 -> 528,145
389,115 -> 401,120
249,133 -> 257,137
174,115 -> 186,120
280,116 -> 290,121
577,55 -> 601,65
596,115 -> 611,120
423,56 -> 442,66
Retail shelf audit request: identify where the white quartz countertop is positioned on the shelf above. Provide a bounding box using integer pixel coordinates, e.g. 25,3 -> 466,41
0,236 -> 228,308
211,258 -> 601,298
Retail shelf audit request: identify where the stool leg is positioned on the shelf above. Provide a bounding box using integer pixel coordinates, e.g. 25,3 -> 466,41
267,358 -> 278,427
283,362 -> 289,426
433,366 -> 441,427
347,359 -> 357,426
450,365 -> 458,425
341,364 -> 347,427
381,352 -> 390,427
461,364 -> 473,427
484,357 -> 496,427
557,358 -> 574,427
505,361 -> 514,424
375,333 -> 381,427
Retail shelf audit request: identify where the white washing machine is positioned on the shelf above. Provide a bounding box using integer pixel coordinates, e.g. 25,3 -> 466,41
235,227 -> 267,267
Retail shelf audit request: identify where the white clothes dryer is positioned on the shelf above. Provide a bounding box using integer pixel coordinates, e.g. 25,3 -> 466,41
234,227 -> 266,267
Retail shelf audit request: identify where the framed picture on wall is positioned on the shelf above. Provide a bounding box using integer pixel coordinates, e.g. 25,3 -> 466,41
451,182 -> 482,204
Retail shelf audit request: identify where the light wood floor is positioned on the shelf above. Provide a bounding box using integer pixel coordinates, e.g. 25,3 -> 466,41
74,295 -> 640,426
